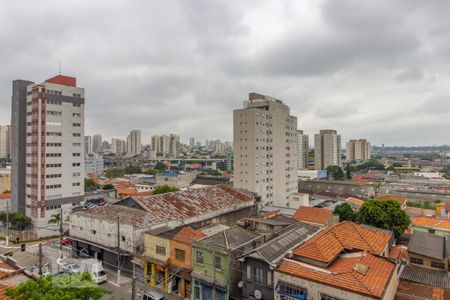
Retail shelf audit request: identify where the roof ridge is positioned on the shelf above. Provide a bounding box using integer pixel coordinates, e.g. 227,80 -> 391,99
350,222 -> 375,253
349,254 -> 378,296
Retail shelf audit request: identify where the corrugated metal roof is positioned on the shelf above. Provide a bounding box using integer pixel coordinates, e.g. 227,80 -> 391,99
199,226 -> 261,250
400,265 -> 450,289
408,231 -> 446,260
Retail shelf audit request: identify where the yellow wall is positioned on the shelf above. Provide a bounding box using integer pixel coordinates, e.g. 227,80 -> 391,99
144,233 -> 171,263
0,173 -> 11,192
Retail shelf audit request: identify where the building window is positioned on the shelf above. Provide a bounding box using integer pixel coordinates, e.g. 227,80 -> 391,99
278,282 -> 307,298
196,251 -> 204,264
156,245 -> 166,256
91,230 -> 96,235
320,294 -> 342,300
246,265 -> 251,281
175,249 -> 185,262
214,256 -> 221,270
253,267 -> 264,283
121,236 -> 125,242
429,229 -> 436,234
431,261 -> 445,269
410,257 -> 423,265
194,287 -> 200,300
73,123 -> 81,127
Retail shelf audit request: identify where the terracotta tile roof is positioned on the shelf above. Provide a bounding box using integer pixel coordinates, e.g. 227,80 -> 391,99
277,252 -> 395,299
133,185 -> 255,225
293,221 -> 392,264
395,281 -> 445,300
172,226 -> 206,245
134,191 -> 153,197
412,216 -> 450,231
75,205 -> 148,227
0,284 -> 13,300
116,188 -> 138,196
292,206 -> 333,225
377,195 -> 406,205
75,185 -> 255,228
389,245 -> 408,261
0,193 -> 11,200
346,197 -> 364,207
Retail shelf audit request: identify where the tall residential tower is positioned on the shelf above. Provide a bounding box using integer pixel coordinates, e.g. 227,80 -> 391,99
314,129 -> 341,170
297,130 -> 309,170
233,92 -> 298,208
11,75 -> 85,236
346,139 -> 371,161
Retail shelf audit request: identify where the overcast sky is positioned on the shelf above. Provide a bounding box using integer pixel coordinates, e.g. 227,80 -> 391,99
1,0 -> 449,146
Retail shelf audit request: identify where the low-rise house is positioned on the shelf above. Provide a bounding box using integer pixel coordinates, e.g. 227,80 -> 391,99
238,210 -> 297,239
70,185 -> 259,275
411,216 -> 450,236
346,196 -> 365,211
378,195 -> 407,209
274,222 -> 399,300
407,231 -> 448,270
239,222 -> 319,300
400,265 -> 450,290
292,206 -> 338,227
191,226 -> 264,300
155,172 -> 196,189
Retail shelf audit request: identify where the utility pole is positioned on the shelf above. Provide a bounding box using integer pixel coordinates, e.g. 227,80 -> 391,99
5,201 -> 9,246
131,263 -> 136,300
116,216 -> 121,285
38,243 -> 43,275
59,207 -> 63,259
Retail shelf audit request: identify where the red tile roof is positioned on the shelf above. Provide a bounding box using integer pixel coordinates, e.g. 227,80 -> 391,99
0,284 -> 13,300
293,221 -> 392,264
292,206 -> 333,225
172,226 -> 206,245
389,245 -> 408,261
346,197 -> 364,207
377,195 -> 406,205
0,193 -> 11,200
395,281 -> 445,300
412,216 -> 450,231
277,252 -> 396,299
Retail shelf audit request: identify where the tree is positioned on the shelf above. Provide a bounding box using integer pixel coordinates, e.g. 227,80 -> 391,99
48,213 -> 61,225
356,159 -> 385,172
0,212 -> 32,230
84,178 -> 99,191
154,162 -> 166,171
334,203 -> 355,222
145,168 -> 163,176
2,189 -> 10,194
152,185 -> 179,195
104,168 -> 125,179
6,272 -> 111,300
356,199 -> 410,237
346,164 -> 352,179
326,165 -> 345,180
124,165 -> 141,174
102,184 -> 115,190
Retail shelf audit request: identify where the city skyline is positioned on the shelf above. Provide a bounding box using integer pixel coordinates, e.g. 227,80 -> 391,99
1,1 -> 450,146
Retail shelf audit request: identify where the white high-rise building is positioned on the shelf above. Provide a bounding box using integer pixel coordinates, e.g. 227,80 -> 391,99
85,153 -> 104,176
12,75 -> 84,236
314,129 -> 341,170
92,134 -> 102,153
84,136 -> 92,154
111,138 -> 125,155
297,130 -> 309,170
346,139 -> 371,161
126,129 -> 142,155
160,135 -> 170,155
233,92 -> 298,208
0,125 -> 10,159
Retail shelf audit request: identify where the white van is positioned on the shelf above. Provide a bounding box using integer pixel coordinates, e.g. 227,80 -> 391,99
81,258 -> 107,284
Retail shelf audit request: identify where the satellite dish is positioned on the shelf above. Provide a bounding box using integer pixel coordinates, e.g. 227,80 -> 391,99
254,290 -> 263,299
237,281 -> 243,288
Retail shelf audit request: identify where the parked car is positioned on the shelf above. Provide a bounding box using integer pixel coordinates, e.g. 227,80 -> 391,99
61,237 -> 72,245
143,291 -> 166,300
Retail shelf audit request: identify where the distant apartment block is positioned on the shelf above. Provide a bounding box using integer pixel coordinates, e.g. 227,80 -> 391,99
0,125 -> 11,159
151,134 -> 180,158
85,153 -> 104,176
314,129 -> 341,170
126,129 -> 142,155
297,130 -> 308,170
111,138 -> 126,155
346,138 -> 371,161
11,75 -> 84,236
234,92 -> 298,208
84,135 -> 92,154
92,134 -> 102,153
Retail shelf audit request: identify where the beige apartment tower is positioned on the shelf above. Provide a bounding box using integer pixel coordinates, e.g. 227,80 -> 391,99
233,92 -> 298,208
346,139 -> 371,161
314,129 -> 341,170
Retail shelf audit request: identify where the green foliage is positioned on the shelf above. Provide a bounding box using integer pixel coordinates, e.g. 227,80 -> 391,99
355,159 -> 385,172
346,164 -> 352,179
104,168 -> 125,179
154,162 -> 167,171
2,189 -> 10,194
356,199 -> 410,237
6,272 -> 111,300
0,212 -> 32,230
124,165 -> 142,174
334,203 -> 355,222
48,213 -> 61,225
152,185 -> 179,195
209,169 -> 221,176
102,184 -> 115,190
84,178 -> 99,191
326,165 -> 345,180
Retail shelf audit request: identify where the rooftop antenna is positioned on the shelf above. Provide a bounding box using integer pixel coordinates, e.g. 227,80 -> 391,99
58,61 -> 61,75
